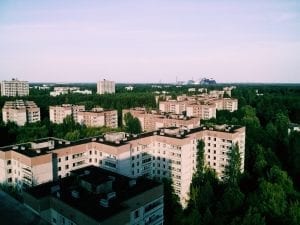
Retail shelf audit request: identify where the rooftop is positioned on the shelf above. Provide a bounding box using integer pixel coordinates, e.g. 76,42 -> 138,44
0,125 -> 243,157
26,166 -> 161,222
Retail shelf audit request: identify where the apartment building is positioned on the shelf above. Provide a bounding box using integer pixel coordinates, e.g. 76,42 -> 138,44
23,166 -> 164,225
49,104 -> 85,124
186,103 -> 216,119
2,100 -> 40,126
1,78 -> 29,97
123,108 -> 200,132
97,79 -> 115,94
77,108 -> 118,128
160,96 -> 238,116
0,125 -> 245,206
214,98 -> 238,112
159,100 -> 189,114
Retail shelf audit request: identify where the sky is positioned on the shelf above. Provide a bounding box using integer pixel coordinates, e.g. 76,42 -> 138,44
0,0 -> 299,83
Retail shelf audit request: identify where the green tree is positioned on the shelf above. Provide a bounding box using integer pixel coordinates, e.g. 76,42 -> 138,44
123,112 -> 142,134
64,130 -> 80,141
195,140 -> 205,177
286,201 -> 300,225
224,144 -> 241,186
163,178 -> 183,225
288,131 -> 300,188
257,180 -> 287,218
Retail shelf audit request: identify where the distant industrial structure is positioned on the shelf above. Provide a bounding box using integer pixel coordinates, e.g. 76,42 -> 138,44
175,77 -> 217,85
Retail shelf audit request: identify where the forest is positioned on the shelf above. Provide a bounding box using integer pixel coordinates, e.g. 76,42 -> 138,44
0,84 -> 300,224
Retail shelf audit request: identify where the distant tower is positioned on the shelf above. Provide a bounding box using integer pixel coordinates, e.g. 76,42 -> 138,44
1,78 -> 29,97
97,79 -> 115,94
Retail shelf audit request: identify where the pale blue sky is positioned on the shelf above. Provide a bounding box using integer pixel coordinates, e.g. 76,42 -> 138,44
0,0 -> 299,83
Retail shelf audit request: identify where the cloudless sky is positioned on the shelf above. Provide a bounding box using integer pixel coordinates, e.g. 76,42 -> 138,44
0,0 -> 299,83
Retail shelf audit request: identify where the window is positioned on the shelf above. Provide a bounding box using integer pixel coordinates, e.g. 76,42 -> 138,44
65,156 -> 68,161
7,169 -> 12,174
213,156 -> 216,160
89,151 -> 92,155
65,165 -> 69,169
7,160 -> 11,165
58,158 -> 61,162
134,210 -> 139,219
58,167 -> 61,171
104,161 -> 116,168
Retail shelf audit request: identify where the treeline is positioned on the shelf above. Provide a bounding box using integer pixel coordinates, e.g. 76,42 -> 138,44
164,85 -> 300,225
0,91 -> 155,146
0,91 -> 156,119
0,116 -> 121,146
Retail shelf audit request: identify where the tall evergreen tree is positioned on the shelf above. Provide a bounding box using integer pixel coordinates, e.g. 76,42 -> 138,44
224,143 -> 241,186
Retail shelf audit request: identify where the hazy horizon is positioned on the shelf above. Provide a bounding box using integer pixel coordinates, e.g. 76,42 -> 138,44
1,0 -> 299,83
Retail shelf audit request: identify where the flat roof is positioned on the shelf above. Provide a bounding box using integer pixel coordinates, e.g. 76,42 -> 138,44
0,125 -> 243,157
26,166 -> 162,222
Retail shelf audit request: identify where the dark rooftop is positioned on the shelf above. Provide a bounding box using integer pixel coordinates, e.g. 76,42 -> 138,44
26,166 -> 161,222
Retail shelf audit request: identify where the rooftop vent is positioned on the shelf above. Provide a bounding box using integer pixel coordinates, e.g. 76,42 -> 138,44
107,192 -> 116,200
51,185 -> 60,194
129,179 -> 137,187
71,190 -> 80,199
99,199 -> 109,208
